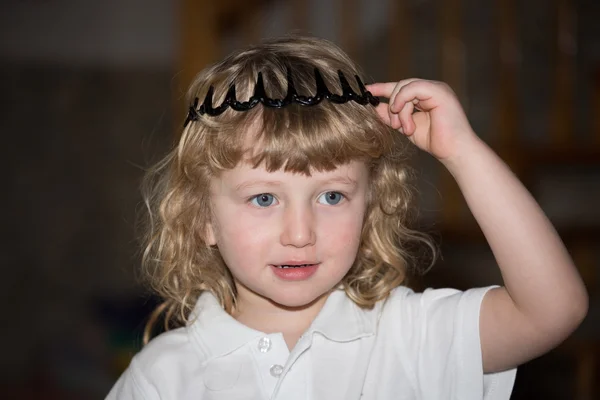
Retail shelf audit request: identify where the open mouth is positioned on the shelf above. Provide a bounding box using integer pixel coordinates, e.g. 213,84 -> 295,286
270,263 -> 319,280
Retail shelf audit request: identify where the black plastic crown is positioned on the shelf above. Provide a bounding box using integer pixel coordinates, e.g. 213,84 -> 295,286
183,68 -> 380,127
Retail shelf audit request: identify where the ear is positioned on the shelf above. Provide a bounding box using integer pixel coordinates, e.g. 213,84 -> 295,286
205,222 -> 217,246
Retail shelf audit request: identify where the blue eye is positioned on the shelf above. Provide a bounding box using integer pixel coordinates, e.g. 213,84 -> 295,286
318,191 -> 344,205
250,193 -> 276,207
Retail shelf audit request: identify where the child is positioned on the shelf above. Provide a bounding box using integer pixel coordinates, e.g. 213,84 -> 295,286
107,36 -> 588,399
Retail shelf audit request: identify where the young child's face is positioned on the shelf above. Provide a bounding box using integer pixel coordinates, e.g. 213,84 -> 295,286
207,159 -> 369,310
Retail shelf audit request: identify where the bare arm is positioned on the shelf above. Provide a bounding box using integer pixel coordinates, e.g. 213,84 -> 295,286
443,136 -> 588,373
367,79 -> 589,373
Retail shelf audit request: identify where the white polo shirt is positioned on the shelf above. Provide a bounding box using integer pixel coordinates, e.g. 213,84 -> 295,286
107,286 -> 516,399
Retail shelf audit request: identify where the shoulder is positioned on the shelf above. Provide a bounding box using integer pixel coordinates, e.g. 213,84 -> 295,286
375,285 -> 516,399
383,285 -> 494,317
135,326 -> 200,372
375,286 -> 495,371
378,285 -> 496,346
106,327 -> 208,399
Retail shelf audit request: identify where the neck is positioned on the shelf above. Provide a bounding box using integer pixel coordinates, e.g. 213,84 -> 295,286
232,289 -> 331,348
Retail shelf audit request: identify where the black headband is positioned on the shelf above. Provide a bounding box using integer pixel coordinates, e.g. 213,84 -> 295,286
184,67 -> 379,127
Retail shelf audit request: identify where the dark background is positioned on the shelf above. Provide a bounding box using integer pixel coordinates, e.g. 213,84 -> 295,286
2,0 -> 599,398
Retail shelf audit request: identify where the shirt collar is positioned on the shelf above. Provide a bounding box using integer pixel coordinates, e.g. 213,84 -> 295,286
189,292 -> 266,359
307,288 -> 379,342
188,288 -> 379,359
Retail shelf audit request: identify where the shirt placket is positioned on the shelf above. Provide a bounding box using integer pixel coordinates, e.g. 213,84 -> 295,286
270,334 -> 313,399
251,333 -> 290,397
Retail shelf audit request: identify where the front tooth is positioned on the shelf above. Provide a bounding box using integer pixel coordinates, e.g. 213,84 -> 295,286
277,264 -> 313,268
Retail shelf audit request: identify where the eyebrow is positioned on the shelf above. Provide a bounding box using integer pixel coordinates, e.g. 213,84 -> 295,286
233,176 -> 358,192
320,176 -> 358,188
234,180 -> 284,192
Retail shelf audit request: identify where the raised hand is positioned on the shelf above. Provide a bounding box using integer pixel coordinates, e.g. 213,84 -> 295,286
367,79 -> 478,162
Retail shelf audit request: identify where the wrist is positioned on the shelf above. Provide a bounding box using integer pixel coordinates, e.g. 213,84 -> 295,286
439,131 -> 488,174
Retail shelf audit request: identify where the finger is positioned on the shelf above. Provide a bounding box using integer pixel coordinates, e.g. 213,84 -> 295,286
386,95 -> 402,130
393,80 -> 441,112
365,82 -> 399,98
367,78 -> 422,101
399,101 -> 415,134
388,79 -> 423,112
390,109 -> 402,130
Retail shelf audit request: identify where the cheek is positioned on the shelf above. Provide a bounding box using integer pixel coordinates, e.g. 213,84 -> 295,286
340,222 -> 363,252
318,209 -> 364,252
213,208 -> 273,257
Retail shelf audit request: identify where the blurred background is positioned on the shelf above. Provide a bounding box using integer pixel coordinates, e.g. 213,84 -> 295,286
2,0 -> 599,398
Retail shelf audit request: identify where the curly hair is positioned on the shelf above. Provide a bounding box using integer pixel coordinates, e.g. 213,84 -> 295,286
140,35 -> 436,342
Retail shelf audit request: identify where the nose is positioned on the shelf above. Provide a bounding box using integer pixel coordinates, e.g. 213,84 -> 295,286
280,203 -> 316,248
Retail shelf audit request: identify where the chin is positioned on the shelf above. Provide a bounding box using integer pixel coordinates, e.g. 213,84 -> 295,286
265,288 -> 329,310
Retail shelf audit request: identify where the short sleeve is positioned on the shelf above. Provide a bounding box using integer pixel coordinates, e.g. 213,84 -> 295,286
105,357 -> 160,400
388,286 -> 516,400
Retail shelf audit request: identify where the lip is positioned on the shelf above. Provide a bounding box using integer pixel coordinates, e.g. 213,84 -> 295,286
270,262 -> 320,281
274,261 -> 319,266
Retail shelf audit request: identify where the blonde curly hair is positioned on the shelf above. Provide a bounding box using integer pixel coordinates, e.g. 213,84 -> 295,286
140,35 -> 436,342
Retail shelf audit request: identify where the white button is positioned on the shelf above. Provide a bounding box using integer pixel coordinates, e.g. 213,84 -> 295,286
257,337 -> 271,353
270,364 -> 284,377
